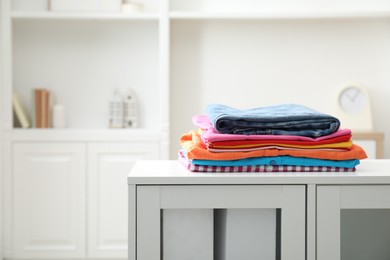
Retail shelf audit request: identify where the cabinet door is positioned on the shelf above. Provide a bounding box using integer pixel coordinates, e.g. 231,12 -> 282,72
317,185 -> 390,260
13,142 -> 86,259
135,185 -> 305,260
88,142 -> 159,259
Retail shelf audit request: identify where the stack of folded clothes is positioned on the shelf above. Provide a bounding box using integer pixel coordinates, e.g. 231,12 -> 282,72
179,104 -> 367,172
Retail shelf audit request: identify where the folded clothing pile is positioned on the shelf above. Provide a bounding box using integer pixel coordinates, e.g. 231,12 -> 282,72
179,104 -> 367,172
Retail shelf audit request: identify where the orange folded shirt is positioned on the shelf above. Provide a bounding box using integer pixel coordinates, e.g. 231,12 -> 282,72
181,130 -> 367,161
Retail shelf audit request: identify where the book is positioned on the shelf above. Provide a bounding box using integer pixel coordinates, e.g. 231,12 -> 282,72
12,92 -> 31,128
34,88 -> 51,128
41,89 -> 48,128
34,89 -> 42,128
48,90 -> 52,127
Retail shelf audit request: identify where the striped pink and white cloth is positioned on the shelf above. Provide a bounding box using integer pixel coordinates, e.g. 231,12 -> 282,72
178,153 -> 356,173
186,164 -> 355,173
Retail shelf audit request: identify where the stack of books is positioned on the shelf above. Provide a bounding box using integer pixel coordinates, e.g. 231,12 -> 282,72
13,89 -> 53,128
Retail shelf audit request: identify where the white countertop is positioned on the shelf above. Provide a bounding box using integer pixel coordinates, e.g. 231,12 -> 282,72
128,159 -> 390,185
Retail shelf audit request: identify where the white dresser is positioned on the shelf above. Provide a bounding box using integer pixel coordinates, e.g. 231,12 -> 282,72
129,159 -> 390,260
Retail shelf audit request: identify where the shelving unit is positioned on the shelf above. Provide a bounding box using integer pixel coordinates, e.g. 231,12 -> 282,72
1,0 -> 390,259
1,0 -> 167,259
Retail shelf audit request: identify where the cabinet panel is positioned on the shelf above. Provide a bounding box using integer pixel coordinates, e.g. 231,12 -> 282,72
88,142 -> 159,259
317,185 -> 390,260
136,185 -> 305,260
13,142 -> 86,259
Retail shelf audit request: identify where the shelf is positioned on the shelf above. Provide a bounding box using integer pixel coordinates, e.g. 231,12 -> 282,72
11,11 -> 159,21
169,11 -> 390,20
8,128 -> 161,142
12,11 -> 390,21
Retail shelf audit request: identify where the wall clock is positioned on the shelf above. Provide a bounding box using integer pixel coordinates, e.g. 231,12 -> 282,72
334,85 -> 373,131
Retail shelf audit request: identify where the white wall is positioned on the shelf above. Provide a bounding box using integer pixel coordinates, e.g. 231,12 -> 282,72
170,18 -> 390,159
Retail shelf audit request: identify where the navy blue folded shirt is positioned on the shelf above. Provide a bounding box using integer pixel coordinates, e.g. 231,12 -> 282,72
206,103 -> 340,138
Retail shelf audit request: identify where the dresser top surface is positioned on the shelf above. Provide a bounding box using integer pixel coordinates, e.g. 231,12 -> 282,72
128,159 -> 390,185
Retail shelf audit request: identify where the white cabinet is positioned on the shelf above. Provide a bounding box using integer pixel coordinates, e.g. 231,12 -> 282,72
87,142 -> 159,259
10,141 -> 159,259
13,143 -> 86,259
129,160 -> 390,260
128,161 -> 311,260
